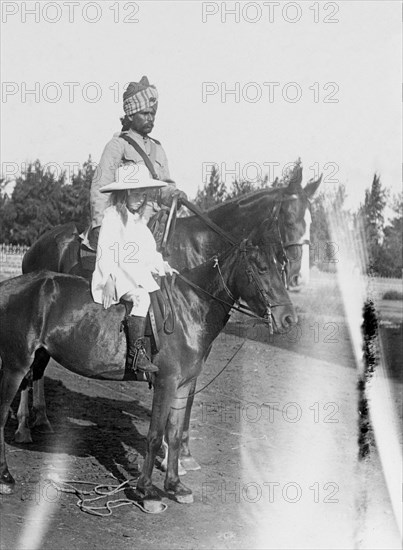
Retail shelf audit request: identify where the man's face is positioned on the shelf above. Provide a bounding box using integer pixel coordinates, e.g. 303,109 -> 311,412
128,107 -> 157,136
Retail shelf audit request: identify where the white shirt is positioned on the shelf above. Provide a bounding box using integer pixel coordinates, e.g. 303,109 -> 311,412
91,205 -> 165,305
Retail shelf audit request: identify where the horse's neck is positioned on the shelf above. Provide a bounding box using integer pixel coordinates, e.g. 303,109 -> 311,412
174,190 -> 279,267
172,222 -> 230,270
173,191 -> 280,269
181,252 -> 238,317
205,189 -> 280,235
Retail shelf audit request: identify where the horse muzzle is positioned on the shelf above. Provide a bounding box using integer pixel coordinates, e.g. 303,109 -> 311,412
270,304 -> 298,333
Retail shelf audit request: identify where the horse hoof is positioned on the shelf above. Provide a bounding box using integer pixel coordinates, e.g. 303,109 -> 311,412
172,492 -> 194,504
180,456 -> 201,471
136,484 -> 161,503
0,471 -> 15,494
0,483 -> 14,495
14,430 -> 33,444
165,481 -> 193,504
32,409 -> 54,433
33,421 -> 54,434
141,499 -> 166,513
166,490 -> 194,504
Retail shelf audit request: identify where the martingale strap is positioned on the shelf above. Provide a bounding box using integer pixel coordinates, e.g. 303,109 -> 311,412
119,133 -> 159,180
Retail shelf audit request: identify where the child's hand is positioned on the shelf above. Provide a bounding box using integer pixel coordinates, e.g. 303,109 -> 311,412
102,277 -> 115,309
163,261 -> 178,276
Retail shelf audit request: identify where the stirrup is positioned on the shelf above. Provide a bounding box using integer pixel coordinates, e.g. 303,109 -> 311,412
132,339 -> 159,374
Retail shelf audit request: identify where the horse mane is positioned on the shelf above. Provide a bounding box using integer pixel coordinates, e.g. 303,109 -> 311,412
172,187 -> 289,271
202,187 -> 284,216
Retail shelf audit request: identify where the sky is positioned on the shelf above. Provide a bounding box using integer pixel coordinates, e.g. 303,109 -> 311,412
1,1 -> 401,212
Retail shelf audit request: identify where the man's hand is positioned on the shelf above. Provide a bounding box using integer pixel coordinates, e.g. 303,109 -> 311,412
171,189 -> 187,202
168,188 -> 187,207
102,276 -> 116,309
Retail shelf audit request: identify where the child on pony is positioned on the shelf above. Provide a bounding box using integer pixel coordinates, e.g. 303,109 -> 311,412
91,163 -> 174,375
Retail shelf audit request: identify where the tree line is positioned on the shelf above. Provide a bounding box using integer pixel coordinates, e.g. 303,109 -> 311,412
309,174 -> 402,277
0,159 -> 401,277
195,166 -> 402,278
0,158 -> 94,246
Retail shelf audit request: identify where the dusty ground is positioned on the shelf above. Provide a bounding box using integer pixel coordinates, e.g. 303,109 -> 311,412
0,273 -> 401,550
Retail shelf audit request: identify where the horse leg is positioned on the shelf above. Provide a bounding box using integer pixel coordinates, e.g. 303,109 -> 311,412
160,436 -> 187,476
16,349 -> 51,439
14,387 -> 32,443
32,377 -> 53,433
164,382 -> 194,503
0,365 -> 30,494
136,380 -> 177,502
179,378 -> 201,471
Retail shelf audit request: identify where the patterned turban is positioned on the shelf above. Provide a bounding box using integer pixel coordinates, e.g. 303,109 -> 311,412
123,76 -> 158,116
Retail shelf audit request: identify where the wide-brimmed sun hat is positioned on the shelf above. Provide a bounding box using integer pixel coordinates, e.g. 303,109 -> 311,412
99,163 -> 167,193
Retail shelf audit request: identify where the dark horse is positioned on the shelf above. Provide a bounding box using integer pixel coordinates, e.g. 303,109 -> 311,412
22,166 -> 321,289
15,171 -> 321,473
0,215 -> 296,505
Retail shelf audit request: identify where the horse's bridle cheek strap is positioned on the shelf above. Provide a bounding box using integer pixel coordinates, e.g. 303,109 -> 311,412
239,241 -> 277,333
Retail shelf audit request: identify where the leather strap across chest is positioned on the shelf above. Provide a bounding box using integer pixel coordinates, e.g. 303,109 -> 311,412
119,133 -> 159,180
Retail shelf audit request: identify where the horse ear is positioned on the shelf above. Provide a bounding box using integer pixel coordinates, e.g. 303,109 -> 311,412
284,162 -> 303,194
303,174 -> 322,199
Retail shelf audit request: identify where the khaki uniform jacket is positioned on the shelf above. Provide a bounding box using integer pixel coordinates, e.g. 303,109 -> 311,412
90,129 -> 175,229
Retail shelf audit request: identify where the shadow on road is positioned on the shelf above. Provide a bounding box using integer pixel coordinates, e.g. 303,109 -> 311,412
7,377 -> 153,482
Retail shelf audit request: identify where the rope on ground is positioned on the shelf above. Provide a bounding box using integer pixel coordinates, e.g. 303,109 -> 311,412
46,474 -> 167,516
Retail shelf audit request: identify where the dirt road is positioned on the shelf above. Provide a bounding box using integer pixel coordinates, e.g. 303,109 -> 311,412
0,294 -> 401,549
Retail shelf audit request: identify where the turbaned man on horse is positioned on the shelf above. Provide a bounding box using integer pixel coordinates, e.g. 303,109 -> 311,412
84,75 -> 187,251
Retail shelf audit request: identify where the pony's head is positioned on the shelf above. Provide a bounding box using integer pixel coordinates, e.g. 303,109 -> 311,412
277,170 -> 322,292
228,223 -> 297,333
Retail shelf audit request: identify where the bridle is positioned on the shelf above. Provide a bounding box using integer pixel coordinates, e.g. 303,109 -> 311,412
174,197 -> 295,334
258,193 -> 312,288
176,240 -> 288,334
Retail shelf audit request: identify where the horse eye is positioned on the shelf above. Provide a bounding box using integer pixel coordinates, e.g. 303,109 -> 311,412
253,253 -> 268,273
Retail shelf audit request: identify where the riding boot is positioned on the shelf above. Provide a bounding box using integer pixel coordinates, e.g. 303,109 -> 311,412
125,315 -> 159,374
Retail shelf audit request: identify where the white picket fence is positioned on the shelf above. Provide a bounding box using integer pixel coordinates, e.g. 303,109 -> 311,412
0,244 -> 28,277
